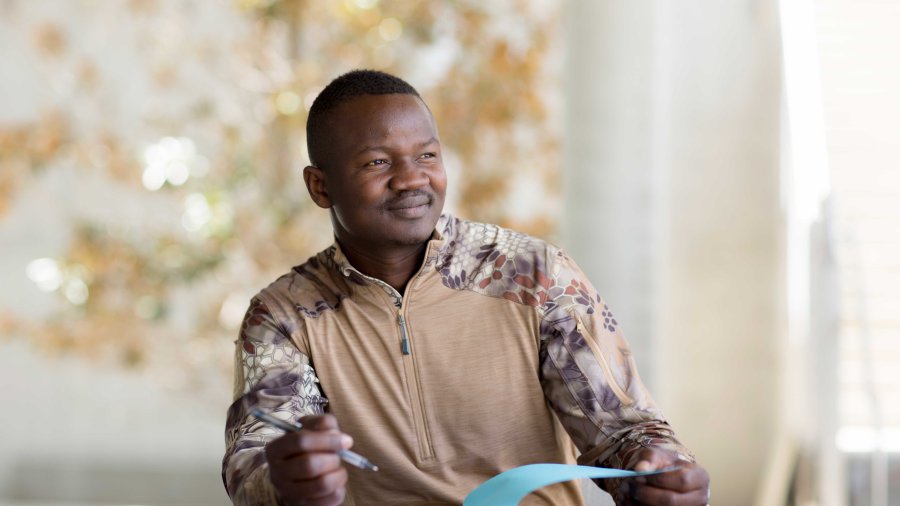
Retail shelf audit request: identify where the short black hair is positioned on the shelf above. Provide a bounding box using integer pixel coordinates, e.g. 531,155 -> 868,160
306,69 -> 421,168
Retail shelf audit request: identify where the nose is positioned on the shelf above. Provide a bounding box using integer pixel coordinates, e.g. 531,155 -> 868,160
389,158 -> 429,191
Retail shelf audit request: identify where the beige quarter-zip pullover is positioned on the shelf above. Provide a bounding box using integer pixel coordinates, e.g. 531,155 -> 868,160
224,215 -> 692,505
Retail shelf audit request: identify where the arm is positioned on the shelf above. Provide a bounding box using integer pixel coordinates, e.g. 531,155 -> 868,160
538,250 -> 708,504
222,297 -> 329,504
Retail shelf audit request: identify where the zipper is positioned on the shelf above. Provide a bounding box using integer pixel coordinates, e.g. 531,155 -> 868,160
398,313 -> 411,355
397,307 -> 435,460
573,313 -> 634,406
352,242 -> 438,461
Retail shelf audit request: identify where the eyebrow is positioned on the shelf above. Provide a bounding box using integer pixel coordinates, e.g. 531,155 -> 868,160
355,137 -> 439,156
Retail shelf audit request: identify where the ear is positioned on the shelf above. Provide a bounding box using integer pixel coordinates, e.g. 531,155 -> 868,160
303,165 -> 332,209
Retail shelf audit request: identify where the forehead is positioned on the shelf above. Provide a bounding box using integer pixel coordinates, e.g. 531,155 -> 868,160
326,94 -> 437,147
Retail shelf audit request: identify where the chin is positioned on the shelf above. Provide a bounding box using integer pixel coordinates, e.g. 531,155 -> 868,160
389,211 -> 441,240
384,223 -> 436,247
388,232 -> 433,247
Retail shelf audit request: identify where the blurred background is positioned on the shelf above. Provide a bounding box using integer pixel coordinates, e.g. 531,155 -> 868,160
0,0 -> 897,504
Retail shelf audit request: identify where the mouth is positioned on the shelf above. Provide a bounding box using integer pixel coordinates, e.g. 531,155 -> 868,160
384,194 -> 433,217
385,195 -> 431,211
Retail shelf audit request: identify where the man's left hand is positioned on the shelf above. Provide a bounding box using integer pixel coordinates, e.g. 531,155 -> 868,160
619,447 -> 710,505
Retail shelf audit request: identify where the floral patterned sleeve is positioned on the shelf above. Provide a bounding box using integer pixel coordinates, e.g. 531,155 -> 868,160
537,250 -> 694,501
222,297 -> 328,505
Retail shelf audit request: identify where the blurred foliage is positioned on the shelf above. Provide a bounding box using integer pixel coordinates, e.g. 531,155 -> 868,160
0,0 -> 561,396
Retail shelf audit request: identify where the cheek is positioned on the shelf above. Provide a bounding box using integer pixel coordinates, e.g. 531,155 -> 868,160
331,176 -> 383,203
431,166 -> 448,194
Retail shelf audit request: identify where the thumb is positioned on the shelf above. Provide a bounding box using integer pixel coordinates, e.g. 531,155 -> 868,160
633,448 -> 675,472
300,414 -> 340,431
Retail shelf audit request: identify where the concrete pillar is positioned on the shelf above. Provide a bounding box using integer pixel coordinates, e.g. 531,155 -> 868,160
564,2 -> 783,503
563,0 -> 662,388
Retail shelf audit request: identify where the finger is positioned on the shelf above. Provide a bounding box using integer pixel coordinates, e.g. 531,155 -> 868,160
298,416 -> 354,449
633,459 -> 653,472
617,481 -> 642,506
644,464 -> 708,492
300,414 -> 340,431
301,491 -> 346,506
266,431 -> 352,461
270,452 -> 342,481
280,467 -> 348,502
630,482 -> 710,506
299,487 -> 348,506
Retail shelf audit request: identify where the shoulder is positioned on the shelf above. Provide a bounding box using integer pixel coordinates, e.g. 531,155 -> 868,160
439,216 -> 548,259
436,216 -> 596,315
255,245 -> 353,322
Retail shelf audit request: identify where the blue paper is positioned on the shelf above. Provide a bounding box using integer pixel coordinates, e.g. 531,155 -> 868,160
463,463 -> 675,506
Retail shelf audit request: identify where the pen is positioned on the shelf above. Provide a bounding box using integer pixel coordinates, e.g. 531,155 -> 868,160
251,408 -> 379,471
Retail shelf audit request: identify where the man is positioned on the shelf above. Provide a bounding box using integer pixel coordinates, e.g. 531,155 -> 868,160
223,69 -> 710,505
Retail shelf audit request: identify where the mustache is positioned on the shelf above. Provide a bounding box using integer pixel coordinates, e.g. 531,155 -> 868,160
382,190 -> 434,210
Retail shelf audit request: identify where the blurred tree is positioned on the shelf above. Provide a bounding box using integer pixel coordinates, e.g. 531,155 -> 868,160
0,0 -> 561,399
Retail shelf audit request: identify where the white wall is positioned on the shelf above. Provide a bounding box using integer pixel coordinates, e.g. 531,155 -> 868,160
0,343 -> 228,504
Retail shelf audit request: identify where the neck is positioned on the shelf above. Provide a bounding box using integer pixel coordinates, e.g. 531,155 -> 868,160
337,239 -> 429,295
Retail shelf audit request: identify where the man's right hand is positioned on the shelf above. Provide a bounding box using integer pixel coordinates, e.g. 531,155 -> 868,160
264,414 -> 354,506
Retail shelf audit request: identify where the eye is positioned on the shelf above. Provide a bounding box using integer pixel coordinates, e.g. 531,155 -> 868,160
365,159 -> 389,167
419,153 -> 436,160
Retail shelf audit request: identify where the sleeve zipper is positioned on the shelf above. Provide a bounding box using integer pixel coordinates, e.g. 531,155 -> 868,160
573,313 -> 634,406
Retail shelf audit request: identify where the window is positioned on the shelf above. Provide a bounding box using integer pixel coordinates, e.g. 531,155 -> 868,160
816,0 -> 900,504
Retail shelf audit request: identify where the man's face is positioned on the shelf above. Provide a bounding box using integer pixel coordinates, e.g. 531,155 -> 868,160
311,93 -> 447,252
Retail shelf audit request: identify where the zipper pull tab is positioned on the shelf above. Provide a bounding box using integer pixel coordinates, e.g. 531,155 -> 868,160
398,313 -> 411,355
